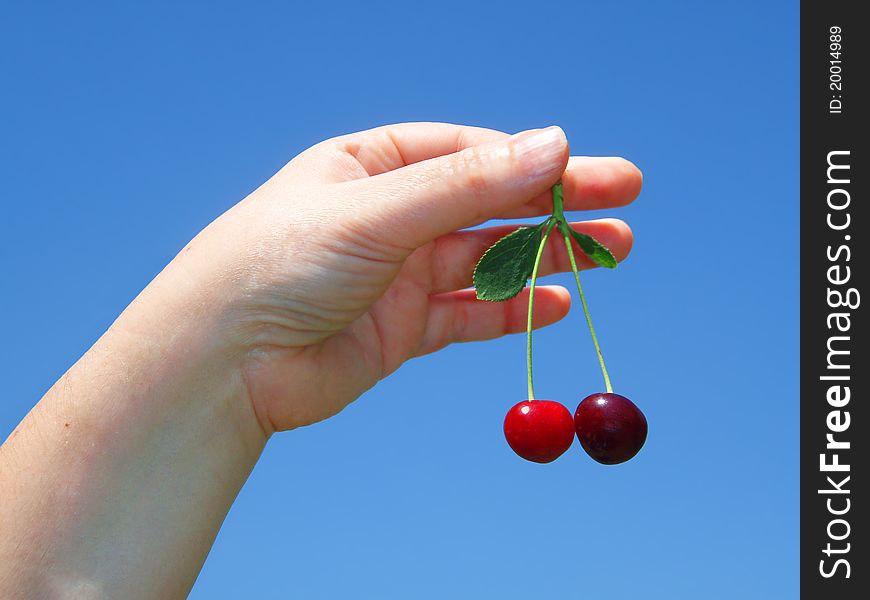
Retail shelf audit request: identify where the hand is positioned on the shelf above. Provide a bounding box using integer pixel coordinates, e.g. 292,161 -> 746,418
0,123 -> 641,597
156,123 -> 641,433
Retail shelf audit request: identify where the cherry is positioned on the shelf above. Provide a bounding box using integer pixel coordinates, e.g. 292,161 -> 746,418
574,393 -> 647,464
476,183 -> 646,466
504,400 -> 575,463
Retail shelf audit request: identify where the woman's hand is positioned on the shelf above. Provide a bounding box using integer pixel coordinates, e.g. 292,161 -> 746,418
0,123 -> 640,598
156,123 -> 641,433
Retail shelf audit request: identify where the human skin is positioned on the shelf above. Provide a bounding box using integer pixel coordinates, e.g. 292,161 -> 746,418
0,123 -> 641,598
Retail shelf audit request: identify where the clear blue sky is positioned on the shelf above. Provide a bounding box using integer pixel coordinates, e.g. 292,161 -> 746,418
1,1 -> 798,598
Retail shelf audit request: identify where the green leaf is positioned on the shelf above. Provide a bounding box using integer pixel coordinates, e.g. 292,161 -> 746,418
473,226 -> 543,301
567,226 -> 618,269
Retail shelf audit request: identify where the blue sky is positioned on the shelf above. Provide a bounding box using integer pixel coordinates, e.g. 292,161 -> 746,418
1,1 -> 798,598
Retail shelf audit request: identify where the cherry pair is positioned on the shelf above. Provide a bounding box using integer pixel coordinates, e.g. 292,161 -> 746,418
473,182 -> 648,467
503,393 -> 647,464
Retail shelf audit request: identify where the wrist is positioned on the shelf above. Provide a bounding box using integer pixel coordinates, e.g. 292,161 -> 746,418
106,270 -> 268,446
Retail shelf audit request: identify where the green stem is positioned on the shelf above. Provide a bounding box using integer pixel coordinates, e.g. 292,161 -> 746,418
527,221 -> 554,400
561,227 -> 614,393
551,181 -> 565,221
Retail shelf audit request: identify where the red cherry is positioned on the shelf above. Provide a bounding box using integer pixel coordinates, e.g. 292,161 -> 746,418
574,393 -> 647,464
503,400 -> 575,463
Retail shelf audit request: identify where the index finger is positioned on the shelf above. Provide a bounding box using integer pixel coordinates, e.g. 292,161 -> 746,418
345,124 -> 642,216
494,156 -> 643,219
347,125 -> 642,217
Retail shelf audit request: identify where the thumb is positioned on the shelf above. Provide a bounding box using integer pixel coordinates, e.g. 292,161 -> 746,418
346,126 -> 568,250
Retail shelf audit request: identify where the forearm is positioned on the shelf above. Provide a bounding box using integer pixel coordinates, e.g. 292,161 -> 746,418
0,274 -> 267,598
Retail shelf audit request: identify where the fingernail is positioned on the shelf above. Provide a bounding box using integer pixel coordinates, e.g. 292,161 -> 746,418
513,126 -> 567,179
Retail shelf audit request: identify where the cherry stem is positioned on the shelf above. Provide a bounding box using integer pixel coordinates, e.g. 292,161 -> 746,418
561,228 -> 614,393
526,220 -> 554,401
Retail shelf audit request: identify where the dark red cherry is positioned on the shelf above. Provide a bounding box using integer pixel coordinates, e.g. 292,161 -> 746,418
504,400 -> 575,463
574,393 -> 647,464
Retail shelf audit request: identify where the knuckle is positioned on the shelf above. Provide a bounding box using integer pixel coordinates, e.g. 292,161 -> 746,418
450,146 -> 492,198
506,295 -> 525,334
